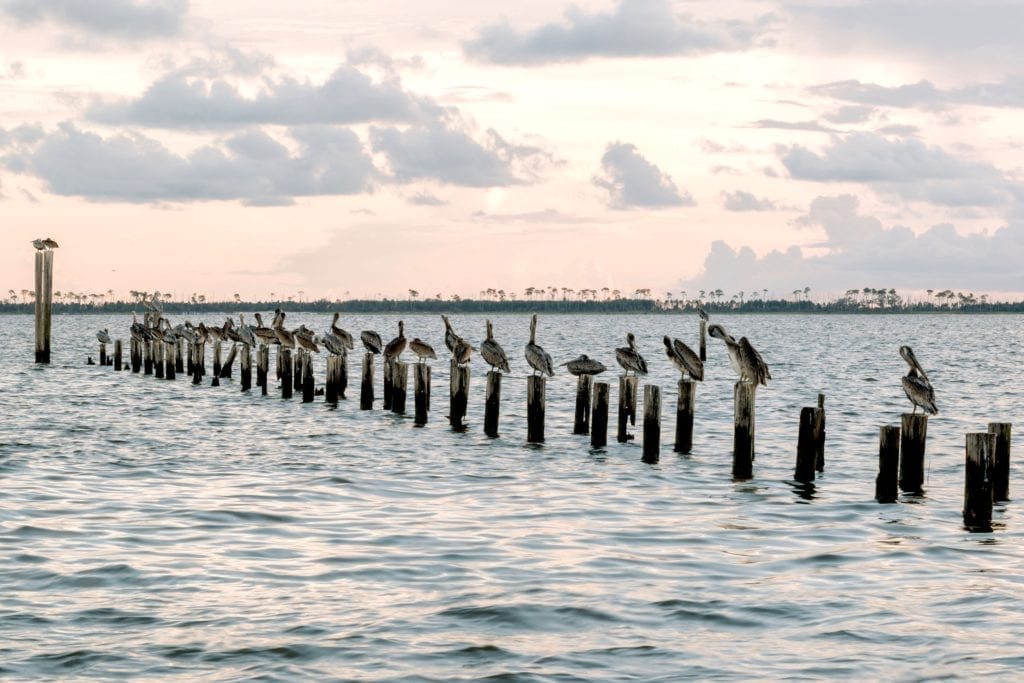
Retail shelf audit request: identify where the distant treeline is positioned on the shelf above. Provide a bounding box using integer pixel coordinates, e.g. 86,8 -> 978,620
3,298 -> 1024,314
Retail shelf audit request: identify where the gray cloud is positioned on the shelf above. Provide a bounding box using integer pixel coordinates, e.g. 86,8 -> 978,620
752,119 -> 838,133
593,141 -> 692,209
781,132 -> 1019,207
823,104 -> 875,124
722,190 -> 779,211
1,0 -> 187,38
464,0 -> 770,65
810,77 -> 1024,110
406,192 -> 447,206
683,194 -> 1024,293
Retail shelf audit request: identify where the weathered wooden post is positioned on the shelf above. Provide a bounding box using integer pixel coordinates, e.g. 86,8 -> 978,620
337,354 -> 348,399
794,407 -> 817,483
293,352 -> 303,391
876,425 -> 901,503
219,344 -> 237,379
154,340 -> 165,379
144,341 -> 153,375
573,375 -> 593,435
211,341 -> 222,386
484,371 -> 501,437
414,364 -> 430,426
674,379 -> 696,454
360,353 -> 374,409
301,352 -> 315,403
617,376 -> 638,443
114,339 -> 123,371
527,375 -> 546,443
383,358 -> 394,410
131,339 -> 141,373
964,432 -> 995,532
99,342 -> 107,367
698,319 -> 707,362
240,345 -> 252,391
733,382 -> 756,479
899,413 -> 929,494
164,342 -> 175,380
258,346 -> 269,396
391,361 -> 408,414
325,356 -> 339,403
34,248 -> 53,364
989,422 -> 1012,501
642,384 -> 661,463
191,342 -> 202,385
450,362 -> 469,431
176,339 -> 185,374
814,393 -> 826,471
280,348 -> 293,399
591,382 -> 610,448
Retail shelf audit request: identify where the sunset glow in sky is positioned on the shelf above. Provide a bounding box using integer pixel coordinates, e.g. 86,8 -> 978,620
2,0 -> 1023,300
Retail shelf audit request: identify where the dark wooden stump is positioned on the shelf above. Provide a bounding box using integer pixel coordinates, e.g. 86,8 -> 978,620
573,375 -> 593,435
114,340 -> 123,371
337,353 -> 348,399
131,339 -> 141,373
154,341 -> 165,379
302,352 -> 314,403
989,422 -> 1012,501
450,363 -> 469,431
391,361 -> 408,414
414,363 -> 430,426
795,406 -> 817,483
964,432 -> 995,532
733,382 -> 755,479
240,345 -> 252,391
144,341 -> 153,375
875,424 -> 900,503
34,249 -> 53,364
325,355 -> 339,403
899,413 -> 929,494
280,348 -> 293,399
383,357 -> 394,410
698,319 -> 707,362
814,393 -> 826,472
293,352 -> 303,391
212,341 -> 222,380
617,375 -> 638,443
642,384 -> 661,463
99,342 -> 107,367
527,375 -> 546,443
258,346 -> 269,396
484,371 -> 501,437
176,340 -> 185,373
591,382 -> 610,448
360,353 -> 374,409
674,379 -> 696,454
164,342 -> 175,380
191,342 -> 203,385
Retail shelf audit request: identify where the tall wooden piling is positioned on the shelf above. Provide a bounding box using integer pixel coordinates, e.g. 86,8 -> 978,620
964,432 -> 995,532
280,348 -> 293,399
617,375 -> 638,443
131,339 -> 141,373
450,363 -> 469,432
191,343 -> 202,385
875,425 -> 901,503
99,343 -> 107,367
176,339 -> 185,373
591,382 -> 610,448
573,375 -> 593,435
114,340 -> 123,371
211,341 -> 222,386
989,422 -> 1012,501
325,356 -> 339,403
144,341 -> 153,375
391,361 -> 408,414
642,385 -> 661,463
383,358 -> 394,410
154,341 -> 165,379
733,382 -> 756,479
220,344 -> 237,379
301,352 -> 314,403
337,354 -> 348,399
360,353 -> 374,409
164,342 -> 175,380
674,379 -> 696,454
899,413 -> 929,494
414,364 -> 431,426
240,345 -> 252,391
795,407 -> 817,483
34,249 -> 53,364
484,371 -> 502,437
527,375 -> 546,443
258,346 -> 269,396
698,319 -> 707,362
814,393 -> 826,471
293,352 -> 303,391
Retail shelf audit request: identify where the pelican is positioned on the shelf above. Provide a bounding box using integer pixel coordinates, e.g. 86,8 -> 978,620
697,305 -> 709,322
615,333 -> 648,376
252,313 -> 278,345
361,329 -> 383,354
524,314 -> 555,377
900,345 -> 937,415
237,314 -> 257,347
561,354 -> 606,376
409,338 -> 437,363
293,325 -> 320,353
174,322 -> 197,344
480,319 -> 510,373
453,337 -> 474,365
708,323 -> 770,386
329,312 -> 355,350
32,238 -> 46,250
441,315 -> 460,355
96,328 -> 111,344
42,238 -> 59,249
663,336 -> 703,381
383,320 -> 406,361
273,311 -> 295,349
321,332 -> 348,356
222,317 -> 243,344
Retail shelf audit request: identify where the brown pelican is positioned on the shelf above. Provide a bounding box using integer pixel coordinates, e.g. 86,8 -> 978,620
441,315 -> 460,355
96,328 -> 111,344
524,314 -> 554,377
32,238 -> 46,250
708,323 -> 770,386
174,322 -> 197,344
222,317 -> 243,344
900,345 -> 937,415
252,313 -> 278,345
130,313 -> 147,342
293,325 -> 320,353
42,238 -> 59,249
561,354 -> 606,376
383,320 -> 406,361
615,333 -> 648,376
409,338 -> 437,363
273,311 -> 296,349
321,332 -> 348,356
663,336 -> 703,381
361,329 -> 383,354
453,337 -> 474,365
697,305 -> 709,322
330,312 -> 355,350
237,314 -> 257,347
480,319 -> 510,373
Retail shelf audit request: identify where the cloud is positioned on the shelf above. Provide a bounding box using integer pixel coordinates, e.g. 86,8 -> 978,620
722,190 -> 779,211
823,104 -> 875,124
1,123 -> 375,204
464,0 -> 770,65
752,119 -> 838,133
88,64 -> 439,129
407,192 -> 447,206
682,194 -> 1024,293
781,132 -> 1019,207
810,77 -> 1024,110
593,142 -> 692,209
1,0 -> 187,38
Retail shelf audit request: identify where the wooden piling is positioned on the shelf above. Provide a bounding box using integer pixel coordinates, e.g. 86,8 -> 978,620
698,319 -> 707,362
99,342 -> 107,367
391,361 -> 408,414
674,379 -> 696,454
114,340 -> 123,371
733,382 -> 756,479
449,363 -> 470,431
360,353 -> 374,409
591,382 -> 610,448
573,375 -> 593,435
131,339 -> 141,373
617,375 -> 638,443
176,339 -> 185,373
301,352 -> 314,403
964,432 -> 995,532
164,342 -> 175,380
34,249 -> 53,364
211,341 -> 222,385
814,393 -> 826,472
337,354 -> 348,399
414,364 -> 430,426
144,341 -> 153,375
191,343 -> 202,385
220,344 -> 237,379
875,425 -> 901,503
642,384 -> 661,463
989,422 -> 1012,501
258,346 -> 269,396
293,352 -> 303,391
484,371 -> 501,437
154,341 -> 165,379
527,375 -> 546,443
794,406 -> 817,483
240,345 -> 252,391
899,413 -> 929,494
325,355 -> 339,403
383,358 -> 394,410
280,348 -> 293,398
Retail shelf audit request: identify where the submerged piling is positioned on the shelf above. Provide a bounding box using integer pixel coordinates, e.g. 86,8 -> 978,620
875,424 -> 901,503
617,375 -> 638,443
34,248 -> 53,364
642,384 -> 661,463
360,353 -> 374,409
733,382 -> 756,479
899,413 -> 929,494
989,422 -> 1012,501
484,371 -> 501,437
414,364 -> 430,426
591,382 -> 610,448
573,375 -> 593,435
964,432 -> 995,532
527,375 -> 546,443
674,379 -> 696,454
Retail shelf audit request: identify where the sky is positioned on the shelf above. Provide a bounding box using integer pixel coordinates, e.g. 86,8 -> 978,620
1,0 -> 1023,302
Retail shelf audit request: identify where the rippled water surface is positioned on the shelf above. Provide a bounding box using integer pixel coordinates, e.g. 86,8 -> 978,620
2,312 -> 1023,680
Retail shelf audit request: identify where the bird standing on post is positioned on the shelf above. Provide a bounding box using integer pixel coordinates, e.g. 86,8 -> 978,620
561,354 -> 606,376
96,329 -> 111,344
525,314 -> 554,377
663,336 -> 703,381
708,323 -> 770,386
900,345 -> 937,415
409,338 -> 437,363
480,319 -> 510,373
615,333 -> 648,376
384,320 -> 406,361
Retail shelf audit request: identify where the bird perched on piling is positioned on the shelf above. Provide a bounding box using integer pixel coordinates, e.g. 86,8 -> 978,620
42,238 -> 59,249
361,329 -> 383,354
32,238 -> 45,250
480,319 -> 510,373
409,338 -> 437,363
272,311 -> 295,349
252,313 -> 279,346
384,321 -> 407,361
708,323 -> 770,386
663,336 -> 703,381
615,333 -> 648,376
697,305 -> 709,322
900,345 -> 937,415
441,315 -> 460,355
96,329 -> 111,344
329,312 -> 355,351
441,314 -> 473,365
561,354 -> 606,376
320,331 -> 349,356
293,325 -> 321,353
525,314 -> 555,377
237,314 -> 257,347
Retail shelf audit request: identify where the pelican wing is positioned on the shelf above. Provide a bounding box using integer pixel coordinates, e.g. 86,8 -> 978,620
672,338 -> 703,381
903,373 -> 937,415
738,337 -> 770,386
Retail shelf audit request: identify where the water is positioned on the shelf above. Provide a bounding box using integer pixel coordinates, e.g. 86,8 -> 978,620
1,313 -> 1022,680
